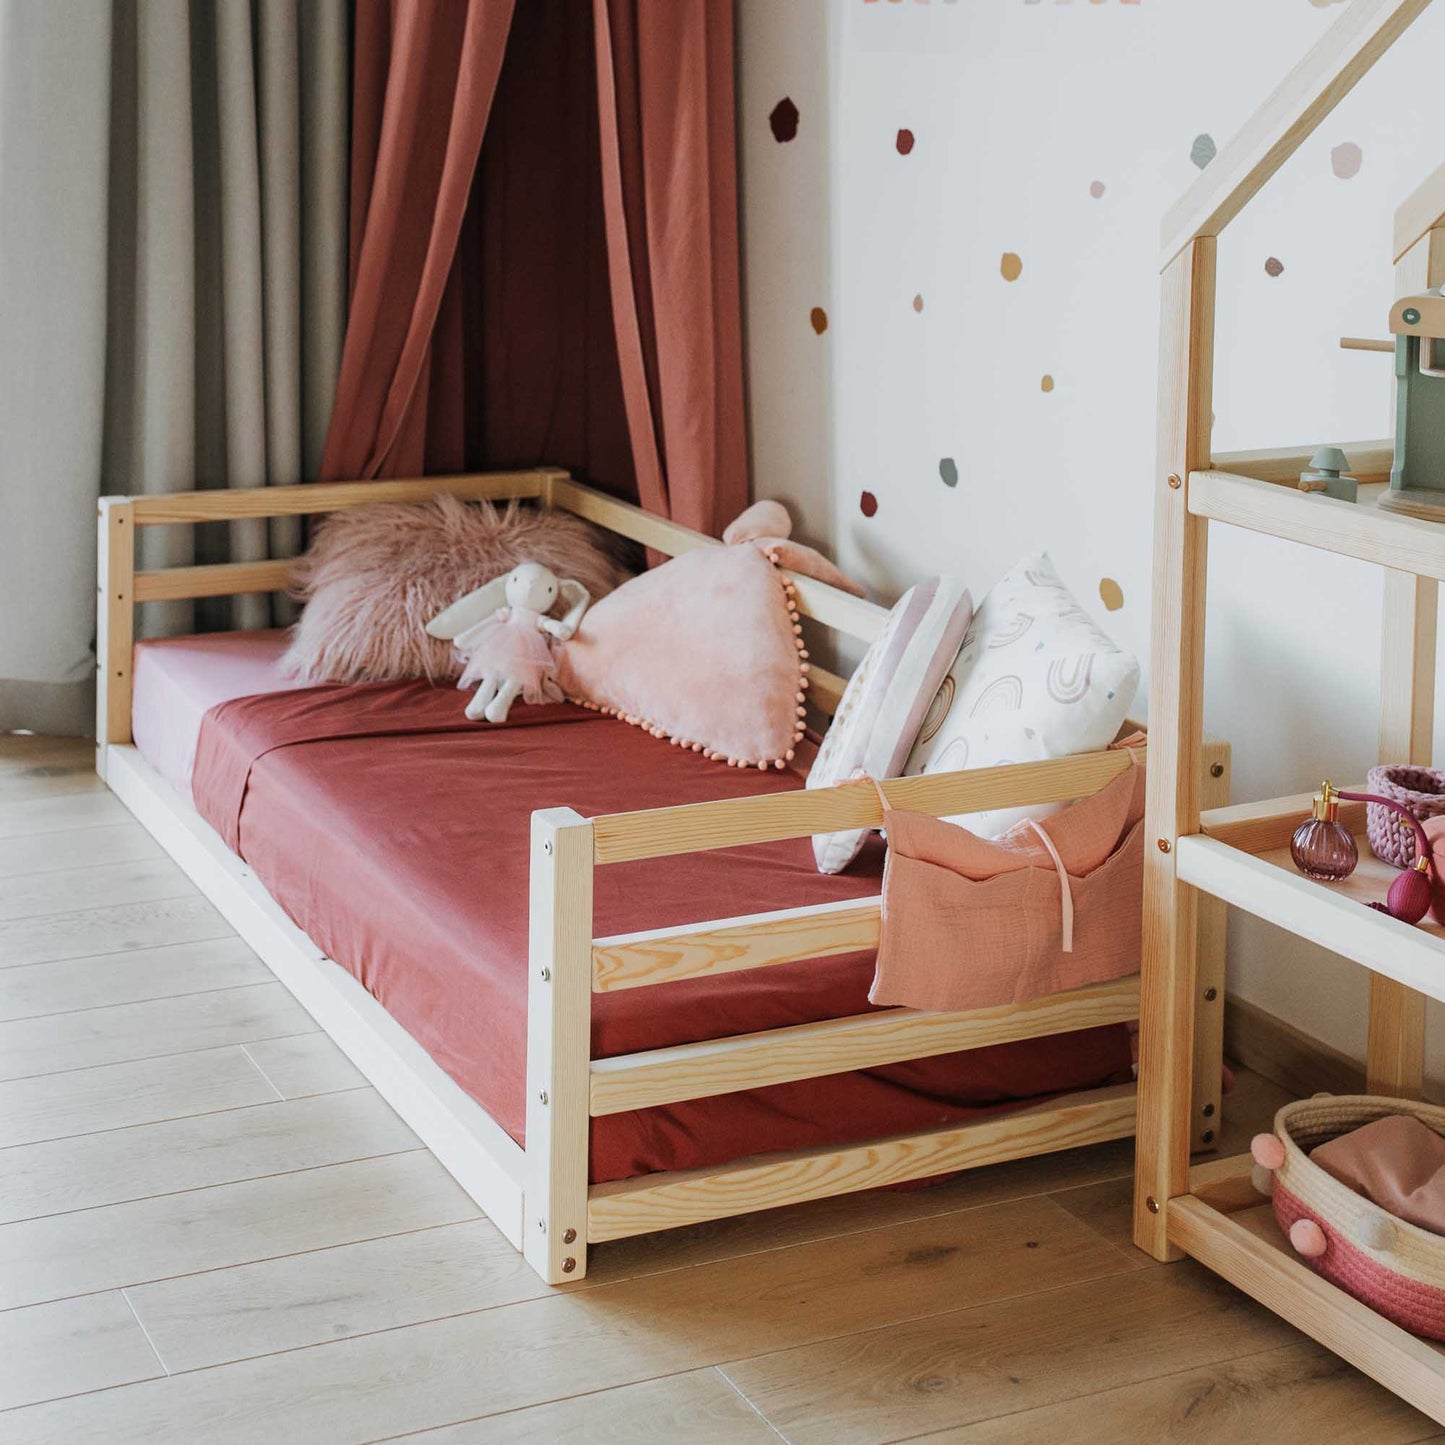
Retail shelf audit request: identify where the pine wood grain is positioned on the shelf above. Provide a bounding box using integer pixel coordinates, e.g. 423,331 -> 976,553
0,1292 -> 163,1411
0,1045 -> 278,1148
0,1090 -> 417,1224
0,1150 -> 476,1310
0,982 -> 315,1080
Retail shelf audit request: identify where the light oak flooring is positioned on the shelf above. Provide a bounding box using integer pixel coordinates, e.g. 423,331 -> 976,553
0,734 -> 1439,1443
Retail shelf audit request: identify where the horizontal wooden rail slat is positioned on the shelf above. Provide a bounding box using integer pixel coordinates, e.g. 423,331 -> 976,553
587,977 -> 1141,1117
593,896 -> 881,993
125,471 -> 548,525
1188,470 -> 1445,582
591,748 -> 1142,865
1395,160 -> 1445,263
135,559 -> 294,602
1199,791 -> 1367,855
1210,441 -> 1393,487
586,1083 -> 1137,1242
549,476 -> 887,644
1159,0 -> 1430,268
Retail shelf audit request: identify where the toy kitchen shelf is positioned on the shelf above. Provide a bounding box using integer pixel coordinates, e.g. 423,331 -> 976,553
1136,0 -> 1445,1424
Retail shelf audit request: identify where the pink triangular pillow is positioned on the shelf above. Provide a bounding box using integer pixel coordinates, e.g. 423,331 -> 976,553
556,545 -> 808,769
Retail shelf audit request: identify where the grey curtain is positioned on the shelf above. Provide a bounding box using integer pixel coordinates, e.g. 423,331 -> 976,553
0,0 -> 349,736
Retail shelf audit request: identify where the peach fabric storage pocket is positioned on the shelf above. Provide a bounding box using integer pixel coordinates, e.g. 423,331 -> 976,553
869,757 -> 1145,1012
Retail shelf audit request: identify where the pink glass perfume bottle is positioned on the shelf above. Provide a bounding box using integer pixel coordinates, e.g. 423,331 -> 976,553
1291,780 -> 1358,882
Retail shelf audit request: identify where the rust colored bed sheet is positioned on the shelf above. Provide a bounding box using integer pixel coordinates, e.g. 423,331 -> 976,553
192,681 -> 1132,1184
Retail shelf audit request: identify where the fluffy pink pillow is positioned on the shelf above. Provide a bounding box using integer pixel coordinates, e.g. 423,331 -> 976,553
281,496 -> 631,684
556,545 -> 809,768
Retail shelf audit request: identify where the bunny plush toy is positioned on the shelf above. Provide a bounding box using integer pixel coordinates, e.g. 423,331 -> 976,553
426,563 -> 591,723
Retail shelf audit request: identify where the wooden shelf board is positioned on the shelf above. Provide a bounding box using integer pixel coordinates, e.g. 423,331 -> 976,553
1170,1195 -> 1445,1423
1177,805 -> 1445,1007
1189,471 -> 1445,582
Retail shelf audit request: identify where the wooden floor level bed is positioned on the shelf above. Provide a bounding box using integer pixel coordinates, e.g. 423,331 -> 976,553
95,469 -> 1230,1284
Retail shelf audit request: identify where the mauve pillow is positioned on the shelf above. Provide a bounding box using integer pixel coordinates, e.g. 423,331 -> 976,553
557,545 -> 809,769
281,496 -> 631,685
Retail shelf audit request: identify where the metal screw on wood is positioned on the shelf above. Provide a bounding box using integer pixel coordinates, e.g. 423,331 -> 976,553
538,1090 -> 548,1105
1157,838 -> 1172,853
538,1219 -> 546,1233
1146,1196 -> 1160,1214
543,840 -> 553,855
1210,763 -> 1224,778
562,1257 -> 577,1273
540,967 -> 551,982
563,1228 -> 576,1244
1202,1102 -> 1215,1117
1203,987 -> 1217,1001
1167,474 -> 1182,490
1201,1128 -> 1215,1144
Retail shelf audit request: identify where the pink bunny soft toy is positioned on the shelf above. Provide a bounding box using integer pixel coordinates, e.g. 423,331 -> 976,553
426,562 -> 591,723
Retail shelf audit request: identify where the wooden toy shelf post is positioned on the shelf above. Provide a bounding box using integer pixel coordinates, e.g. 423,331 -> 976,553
1134,0 -> 1445,1422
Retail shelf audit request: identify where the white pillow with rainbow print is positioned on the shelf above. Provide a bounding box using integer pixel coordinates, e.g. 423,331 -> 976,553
903,551 -> 1139,837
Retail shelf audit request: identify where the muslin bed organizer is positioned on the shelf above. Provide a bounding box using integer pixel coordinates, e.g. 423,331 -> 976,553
869,738 -> 1147,1012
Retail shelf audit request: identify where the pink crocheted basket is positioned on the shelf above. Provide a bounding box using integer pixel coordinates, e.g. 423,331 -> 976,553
1366,764 -> 1445,867
1252,1096 -> 1445,1340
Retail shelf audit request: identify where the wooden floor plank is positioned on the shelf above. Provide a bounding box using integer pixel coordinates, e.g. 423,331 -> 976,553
0,894 -> 231,969
0,790 -> 130,838
0,981 -> 315,1080
0,823 -> 162,879
0,937 -> 268,1022
0,1291 -> 164,1411
126,1219 -> 546,1372
0,1045 -> 278,1148
719,1263 -> 1300,1445
917,1341 -> 1443,1444
392,1370 -> 782,1444
0,1151 -> 479,1311
243,1033 -> 365,1099
0,1089 -> 418,1224
0,856 -> 194,923
0,764 -> 105,805
0,1197 -> 1139,1443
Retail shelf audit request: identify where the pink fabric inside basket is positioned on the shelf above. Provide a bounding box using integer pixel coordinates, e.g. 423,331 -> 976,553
1311,1114 -> 1445,1236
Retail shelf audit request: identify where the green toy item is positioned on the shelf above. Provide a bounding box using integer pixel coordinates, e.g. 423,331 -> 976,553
1381,289 -> 1445,520
1299,445 -> 1358,503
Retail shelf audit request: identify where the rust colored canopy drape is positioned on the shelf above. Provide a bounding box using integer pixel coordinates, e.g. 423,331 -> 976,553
321,0 -> 748,539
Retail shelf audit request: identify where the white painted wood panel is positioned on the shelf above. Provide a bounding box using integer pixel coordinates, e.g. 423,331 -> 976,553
0,1089 -> 419,1224
0,1150 -> 478,1310
243,1033 -> 364,1099
0,823 -> 162,879
0,857 -> 193,922
0,1292 -> 163,1411
0,938 -> 268,1022
0,791 -> 129,838
127,1219 -> 544,1372
0,895 -> 230,969
0,982 -> 314,1080
394,1370 -> 781,1444
0,1045 -> 277,1148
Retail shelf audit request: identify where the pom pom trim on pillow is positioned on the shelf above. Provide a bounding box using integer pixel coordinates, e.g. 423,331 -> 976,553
563,546 -> 811,771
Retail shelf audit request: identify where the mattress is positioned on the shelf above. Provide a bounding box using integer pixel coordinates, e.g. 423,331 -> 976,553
132,632 -> 1133,1184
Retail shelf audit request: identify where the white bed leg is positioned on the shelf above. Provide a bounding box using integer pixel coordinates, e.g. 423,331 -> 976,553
525,807 -> 595,1283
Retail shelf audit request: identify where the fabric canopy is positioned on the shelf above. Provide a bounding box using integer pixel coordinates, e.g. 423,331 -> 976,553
322,0 -> 748,537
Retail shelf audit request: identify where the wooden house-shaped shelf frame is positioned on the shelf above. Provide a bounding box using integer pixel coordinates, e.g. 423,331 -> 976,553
1136,0 -> 1445,1419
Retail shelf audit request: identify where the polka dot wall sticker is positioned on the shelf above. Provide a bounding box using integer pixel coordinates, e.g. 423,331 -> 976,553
1191,134 -> 1217,170
1000,252 -> 1023,282
939,458 -> 958,488
1090,180 -> 1106,198
1265,256 -> 1285,278
1040,374 -> 1055,393
1099,578 -> 1124,612
1331,141 -> 1362,179
810,306 -> 829,335
859,491 -> 878,518
912,293 -> 924,313
769,98 -> 799,144
896,128 -> 915,156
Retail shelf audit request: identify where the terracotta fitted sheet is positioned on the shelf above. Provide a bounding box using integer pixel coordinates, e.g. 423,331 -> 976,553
137,636 -> 1132,1184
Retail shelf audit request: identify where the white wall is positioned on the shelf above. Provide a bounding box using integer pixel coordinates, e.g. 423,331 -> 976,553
738,0 -> 1445,1078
